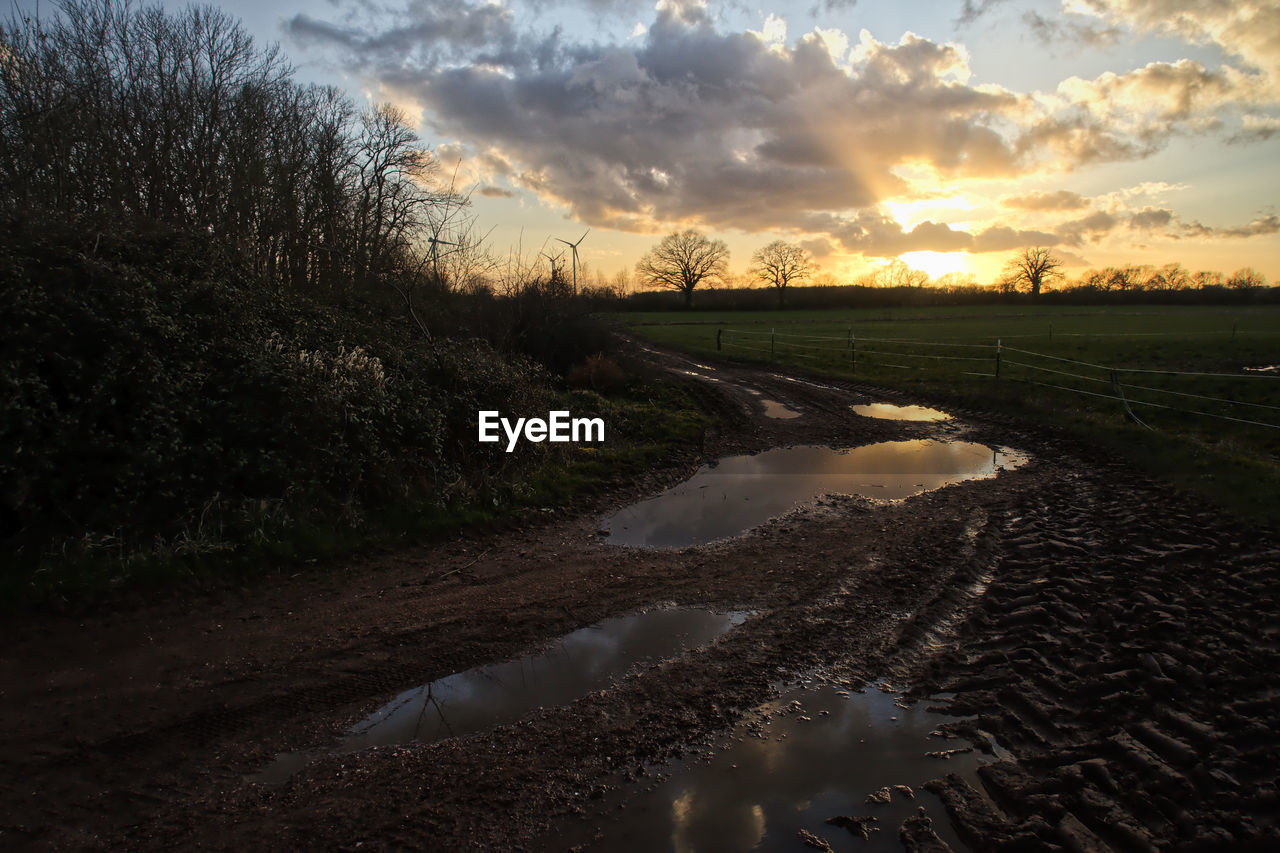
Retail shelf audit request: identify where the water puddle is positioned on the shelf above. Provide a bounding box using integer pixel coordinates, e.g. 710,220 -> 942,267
851,403 -> 952,422
603,441 -> 1026,548
761,399 -> 801,419
1243,364 -> 1278,374
568,681 -> 999,852
254,607 -> 749,785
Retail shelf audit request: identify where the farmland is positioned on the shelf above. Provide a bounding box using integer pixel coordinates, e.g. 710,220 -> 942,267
617,304 -> 1280,522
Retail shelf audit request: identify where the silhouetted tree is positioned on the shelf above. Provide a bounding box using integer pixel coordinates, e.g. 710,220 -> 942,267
750,240 -> 812,307
1003,247 -> 1064,298
636,230 -> 729,308
1228,267 -> 1267,289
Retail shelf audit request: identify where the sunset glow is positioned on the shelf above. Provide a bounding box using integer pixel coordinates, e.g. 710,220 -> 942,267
898,251 -> 971,281
125,0 -> 1280,285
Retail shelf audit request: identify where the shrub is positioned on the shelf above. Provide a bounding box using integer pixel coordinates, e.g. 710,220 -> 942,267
566,354 -> 626,395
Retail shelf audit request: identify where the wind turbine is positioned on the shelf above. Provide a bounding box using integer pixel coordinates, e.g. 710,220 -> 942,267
539,249 -> 565,283
555,229 -> 589,296
426,235 -> 456,284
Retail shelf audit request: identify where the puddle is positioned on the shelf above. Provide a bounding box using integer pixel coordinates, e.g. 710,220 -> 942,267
1243,364 -> 1278,374
679,369 -> 722,383
603,441 -> 1026,548
567,682 -> 999,852
255,607 -> 749,785
851,403 -> 952,422
761,399 -> 801,419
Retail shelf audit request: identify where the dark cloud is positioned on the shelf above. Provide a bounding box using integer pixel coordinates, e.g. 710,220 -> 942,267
1127,207 -> 1174,230
806,211 -> 1060,258
284,0 -> 1277,259
477,185 -> 516,197
955,0 -> 1008,28
1021,10 -> 1121,48
1182,214 -> 1280,239
1056,210 -> 1120,245
1003,190 -> 1088,211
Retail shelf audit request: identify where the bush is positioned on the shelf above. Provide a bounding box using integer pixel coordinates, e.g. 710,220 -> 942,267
0,217 -> 550,587
566,354 -> 626,395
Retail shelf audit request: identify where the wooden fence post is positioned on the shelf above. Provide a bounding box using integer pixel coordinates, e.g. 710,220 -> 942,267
717,328 -> 722,351
995,338 -> 1002,380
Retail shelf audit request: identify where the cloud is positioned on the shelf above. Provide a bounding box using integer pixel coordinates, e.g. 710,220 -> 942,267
1068,0 -> 1280,87
1019,59 -> 1274,167
955,0 -> 1008,28
1021,10 -> 1121,48
285,0 -> 1280,259
477,185 -> 516,197
1180,214 -> 1280,239
1003,190 -> 1088,210
1127,206 -> 1174,230
1230,114 -> 1280,143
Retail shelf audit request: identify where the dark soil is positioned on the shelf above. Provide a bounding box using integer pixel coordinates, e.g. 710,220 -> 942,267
1,341 -> 1275,851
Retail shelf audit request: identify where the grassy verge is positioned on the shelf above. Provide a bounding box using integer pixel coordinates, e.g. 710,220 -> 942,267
7,376 -> 706,609
615,307 -> 1280,528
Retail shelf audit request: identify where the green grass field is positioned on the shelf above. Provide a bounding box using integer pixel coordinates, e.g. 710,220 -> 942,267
615,304 -> 1280,525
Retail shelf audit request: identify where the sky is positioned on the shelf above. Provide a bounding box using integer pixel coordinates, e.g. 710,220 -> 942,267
18,0 -> 1280,284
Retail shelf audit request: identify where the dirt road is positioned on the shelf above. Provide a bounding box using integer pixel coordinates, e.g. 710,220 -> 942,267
1,344 -> 1276,851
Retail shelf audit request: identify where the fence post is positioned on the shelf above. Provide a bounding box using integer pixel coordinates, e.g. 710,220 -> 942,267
995,338 -> 1002,380
771,328 -> 775,361
851,335 -> 856,374
1049,323 -> 1053,341
1232,320 -> 1237,340
717,328 -> 722,351
847,326 -> 852,350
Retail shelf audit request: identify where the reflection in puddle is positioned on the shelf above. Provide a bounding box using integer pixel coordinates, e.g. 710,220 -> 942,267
851,403 -> 952,422
604,441 -> 1026,548
572,683 -> 995,852
1243,364 -> 1278,374
255,608 -> 749,785
761,399 -> 801,419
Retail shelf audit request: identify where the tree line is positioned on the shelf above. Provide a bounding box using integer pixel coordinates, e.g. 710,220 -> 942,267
0,0 -> 462,300
632,231 -> 1271,307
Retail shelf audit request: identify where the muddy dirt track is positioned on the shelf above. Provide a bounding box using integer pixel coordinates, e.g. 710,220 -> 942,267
1,341 -> 1277,851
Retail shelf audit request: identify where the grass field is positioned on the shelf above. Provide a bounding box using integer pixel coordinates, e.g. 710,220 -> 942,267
615,304 -> 1280,525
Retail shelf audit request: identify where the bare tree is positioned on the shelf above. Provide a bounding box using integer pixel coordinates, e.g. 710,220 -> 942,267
881,259 -> 930,289
1193,270 -> 1225,289
1228,267 -> 1267,289
635,230 -> 729,308
750,240 -> 812,307
1003,247 -> 1064,298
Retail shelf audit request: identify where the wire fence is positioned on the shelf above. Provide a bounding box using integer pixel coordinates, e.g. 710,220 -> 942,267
713,326 -> 1280,432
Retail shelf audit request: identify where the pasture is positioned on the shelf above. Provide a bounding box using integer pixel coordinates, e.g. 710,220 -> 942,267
616,304 -> 1280,522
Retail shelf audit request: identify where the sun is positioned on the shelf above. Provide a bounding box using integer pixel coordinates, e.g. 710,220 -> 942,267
898,251 -> 968,280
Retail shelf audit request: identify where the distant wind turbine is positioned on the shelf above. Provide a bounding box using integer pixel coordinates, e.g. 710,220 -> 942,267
555,229 -> 589,296
540,249 -> 565,282
426,235 -> 456,284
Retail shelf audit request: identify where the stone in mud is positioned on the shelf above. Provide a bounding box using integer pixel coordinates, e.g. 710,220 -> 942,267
798,828 -> 836,852
893,784 -> 915,799
865,786 -> 893,804
925,747 -> 974,759
899,807 -> 953,852
825,814 -> 879,840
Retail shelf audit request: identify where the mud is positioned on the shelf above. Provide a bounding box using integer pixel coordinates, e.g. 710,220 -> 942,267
0,338 -> 1276,851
